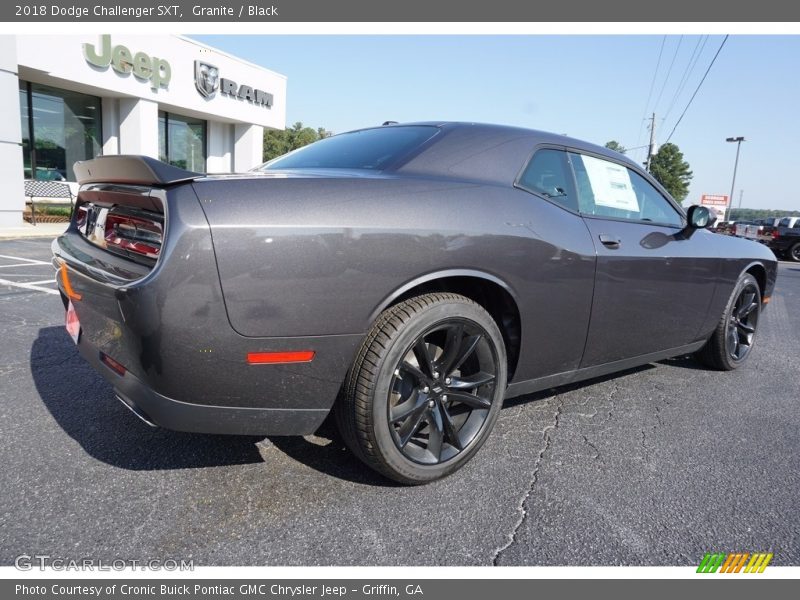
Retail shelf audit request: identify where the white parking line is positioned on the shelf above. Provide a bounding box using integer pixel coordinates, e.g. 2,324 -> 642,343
0,254 -> 50,265
0,277 -> 59,295
0,263 -> 52,269
0,253 -> 59,295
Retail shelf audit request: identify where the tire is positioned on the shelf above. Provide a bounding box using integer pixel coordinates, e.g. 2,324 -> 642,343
335,293 -> 507,484
789,242 -> 800,263
696,273 -> 761,371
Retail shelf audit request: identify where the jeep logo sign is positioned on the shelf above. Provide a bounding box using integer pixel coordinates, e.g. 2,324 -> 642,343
83,35 -> 171,91
194,60 -> 273,108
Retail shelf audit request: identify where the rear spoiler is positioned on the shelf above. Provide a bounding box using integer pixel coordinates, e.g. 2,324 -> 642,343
73,155 -> 203,186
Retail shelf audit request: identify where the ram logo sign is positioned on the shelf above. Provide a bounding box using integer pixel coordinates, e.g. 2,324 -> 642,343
193,61 -> 273,108
194,61 -> 220,98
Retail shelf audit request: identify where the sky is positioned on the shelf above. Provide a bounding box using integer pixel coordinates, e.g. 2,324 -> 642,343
193,35 -> 800,211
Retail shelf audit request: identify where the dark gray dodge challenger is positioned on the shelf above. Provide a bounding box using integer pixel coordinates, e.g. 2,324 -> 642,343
53,122 -> 777,484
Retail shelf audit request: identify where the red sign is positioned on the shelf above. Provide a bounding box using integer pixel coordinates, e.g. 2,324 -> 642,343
700,194 -> 729,207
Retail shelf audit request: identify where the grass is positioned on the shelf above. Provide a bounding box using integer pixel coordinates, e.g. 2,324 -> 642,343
37,206 -> 72,217
24,205 -> 72,223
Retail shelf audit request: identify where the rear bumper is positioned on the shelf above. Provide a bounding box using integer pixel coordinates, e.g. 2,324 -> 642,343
76,335 -> 329,435
52,184 -> 364,436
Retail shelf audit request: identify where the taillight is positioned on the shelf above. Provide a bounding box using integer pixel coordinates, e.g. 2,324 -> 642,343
75,205 -> 89,230
772,229 -> 780,240
104,211 -> 163,260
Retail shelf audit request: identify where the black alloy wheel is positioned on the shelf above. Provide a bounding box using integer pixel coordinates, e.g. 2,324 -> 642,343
336,293 -> 507,484
387,319 -> 498,465
725,282 -> 760,362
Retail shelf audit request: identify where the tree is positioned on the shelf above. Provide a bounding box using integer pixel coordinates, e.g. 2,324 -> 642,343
262,122 -> 332,162
604,140 -> 627,154
728,208 -> 800,221
648,142 -> 693,203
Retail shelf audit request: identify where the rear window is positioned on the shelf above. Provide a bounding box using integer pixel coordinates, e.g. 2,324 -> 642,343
260,126 -> 438,171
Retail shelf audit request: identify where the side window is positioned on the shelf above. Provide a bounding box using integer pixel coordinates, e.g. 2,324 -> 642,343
517,149 -> 578,212
628,169 -> 683,227
569,152 -> 682,227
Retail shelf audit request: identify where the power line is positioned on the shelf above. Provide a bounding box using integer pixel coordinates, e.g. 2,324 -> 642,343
663,35 -> 708,121
641,36 -> 666,121
634,36 -> 666,162
664,35 -> 729,144
653,35 -> 683,114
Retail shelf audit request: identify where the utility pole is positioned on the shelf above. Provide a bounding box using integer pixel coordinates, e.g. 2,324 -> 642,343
644,113 -> 657,172
724,136 -> 745,222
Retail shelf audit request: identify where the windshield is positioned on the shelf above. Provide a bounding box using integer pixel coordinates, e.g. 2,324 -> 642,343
258,126 -> 439,171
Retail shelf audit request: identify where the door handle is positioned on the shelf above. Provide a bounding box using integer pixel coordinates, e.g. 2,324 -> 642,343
598,234 -> 621,249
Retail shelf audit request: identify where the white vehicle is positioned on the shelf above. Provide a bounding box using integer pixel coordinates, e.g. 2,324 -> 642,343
734,222 -> 759,239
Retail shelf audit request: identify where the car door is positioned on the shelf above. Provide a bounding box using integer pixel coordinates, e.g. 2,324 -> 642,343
568,151 -> 719,367
512,147 -> 598,380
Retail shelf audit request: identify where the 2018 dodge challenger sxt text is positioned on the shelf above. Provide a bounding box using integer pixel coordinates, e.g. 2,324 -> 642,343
53,122 -> 777,484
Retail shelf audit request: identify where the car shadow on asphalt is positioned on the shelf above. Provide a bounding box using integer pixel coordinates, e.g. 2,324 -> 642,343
265,425 -> 403,487
31,326 -> 266,471
657,354 -> 709,371
31,325 -> 689,484
31,326 -> 398,485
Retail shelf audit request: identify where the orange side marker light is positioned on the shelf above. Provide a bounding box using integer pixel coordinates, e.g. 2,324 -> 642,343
60,263 -> 82,301
247,350 -> 315,365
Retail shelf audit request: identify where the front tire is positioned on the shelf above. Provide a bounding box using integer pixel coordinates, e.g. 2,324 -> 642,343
336,293 -> 507,484
696,273 -> 761,371
789,242 -> 800,263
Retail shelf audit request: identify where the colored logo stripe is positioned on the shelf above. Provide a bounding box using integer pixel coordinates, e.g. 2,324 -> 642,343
744,553 -> 773,573
697,553 -> 726,573
698,552 -> 773,573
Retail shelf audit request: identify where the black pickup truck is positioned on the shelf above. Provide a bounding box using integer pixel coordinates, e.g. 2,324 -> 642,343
768,217 -> 800,261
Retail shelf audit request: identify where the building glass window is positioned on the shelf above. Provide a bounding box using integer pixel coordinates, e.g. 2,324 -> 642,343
158,111 -> 206,172
18,81 -> 102,182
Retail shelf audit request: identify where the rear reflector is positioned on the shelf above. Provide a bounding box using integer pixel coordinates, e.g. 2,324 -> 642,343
60,263 -> 82,301
762,296 -> 771,305
247,350 -> 315,365
99,352 -> 127,377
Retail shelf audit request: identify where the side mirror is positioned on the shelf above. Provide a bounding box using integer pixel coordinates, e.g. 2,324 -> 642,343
686,205 -> 711,229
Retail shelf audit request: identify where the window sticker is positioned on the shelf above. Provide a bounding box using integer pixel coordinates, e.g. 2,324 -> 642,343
581,155 -> 639,212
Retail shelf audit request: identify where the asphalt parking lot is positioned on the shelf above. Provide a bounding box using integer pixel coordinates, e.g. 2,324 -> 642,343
0,236 -> 798,566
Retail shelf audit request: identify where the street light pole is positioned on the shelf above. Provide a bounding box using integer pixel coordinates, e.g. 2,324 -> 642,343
725,136 -> 745,222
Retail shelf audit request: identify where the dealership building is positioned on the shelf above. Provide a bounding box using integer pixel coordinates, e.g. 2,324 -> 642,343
0,34 -> 287,228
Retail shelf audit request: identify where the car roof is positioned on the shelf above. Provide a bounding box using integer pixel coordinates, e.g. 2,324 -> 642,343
351,121 -> 642,185
371,121 -> 641,169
